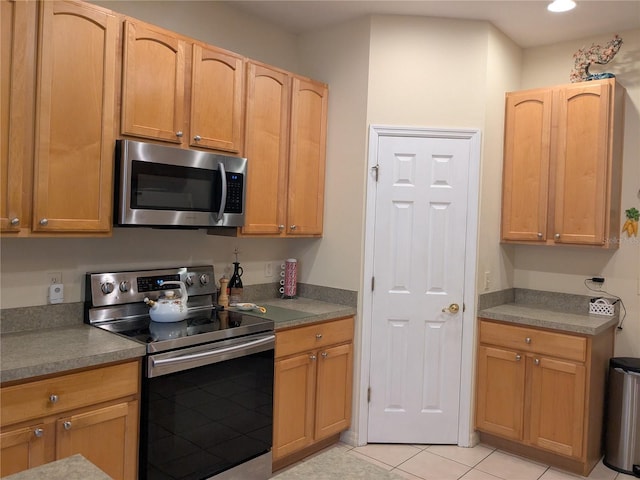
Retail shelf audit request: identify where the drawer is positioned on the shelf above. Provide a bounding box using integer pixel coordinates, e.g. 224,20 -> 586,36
479,319 -> 587,362
276,316 -> 354,359
1,361 -> 140,427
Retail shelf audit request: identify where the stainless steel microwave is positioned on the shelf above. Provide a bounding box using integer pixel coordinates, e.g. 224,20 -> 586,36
114,139 -> 247,228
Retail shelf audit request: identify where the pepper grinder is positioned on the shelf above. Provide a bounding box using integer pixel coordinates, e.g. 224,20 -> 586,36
218,277 -> 229,307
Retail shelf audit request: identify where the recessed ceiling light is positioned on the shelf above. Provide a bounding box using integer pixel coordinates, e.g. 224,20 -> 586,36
548,0 -> 576,12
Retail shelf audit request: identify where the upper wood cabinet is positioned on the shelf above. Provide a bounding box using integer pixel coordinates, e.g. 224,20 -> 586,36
1,0 -> 37,234
501,79 -> 625,248
242,62 -> 328,237
121,19 -> 244,153
32,0 -> 118,234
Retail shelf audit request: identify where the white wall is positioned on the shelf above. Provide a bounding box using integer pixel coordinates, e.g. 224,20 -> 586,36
517,29 -> 640,357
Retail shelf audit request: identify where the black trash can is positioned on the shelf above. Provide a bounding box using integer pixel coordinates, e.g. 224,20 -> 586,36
603,357 -> 640,477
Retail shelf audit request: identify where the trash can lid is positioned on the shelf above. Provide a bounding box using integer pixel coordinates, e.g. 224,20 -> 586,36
610,357 -> 640,373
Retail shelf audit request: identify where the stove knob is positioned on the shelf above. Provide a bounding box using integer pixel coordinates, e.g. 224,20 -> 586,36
199,274 -> 210,286
185,275 -> 194,287
101,282 -> 114,294
119,281 -> 130,293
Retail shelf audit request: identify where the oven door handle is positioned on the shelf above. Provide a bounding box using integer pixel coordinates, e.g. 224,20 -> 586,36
148,334 -> 274,377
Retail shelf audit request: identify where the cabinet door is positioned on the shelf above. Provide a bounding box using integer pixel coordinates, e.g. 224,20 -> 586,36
32,0 -> 117,233
315,342 -> 353,441
475,345 -> 525,440
242,63 -> 290,235
273,352 -> 315,460
529,356 -> 586,458
190,44 -> 243,153
553,82 -> 611,245
501,89 -> 552,242
56,401 -> 139,480
287,77 -> 327,236
1,0 -> 36,233
0,423 -> 48,476
121,20 -> 185,144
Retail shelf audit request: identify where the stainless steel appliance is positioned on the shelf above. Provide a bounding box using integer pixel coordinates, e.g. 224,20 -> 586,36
84,266 -> 274,480
115,140 -> 247,228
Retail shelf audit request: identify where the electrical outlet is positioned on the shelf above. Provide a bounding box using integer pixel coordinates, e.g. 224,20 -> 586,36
265,263 -> 273,277
47,272 -> 62,284
484,271 -> 491,291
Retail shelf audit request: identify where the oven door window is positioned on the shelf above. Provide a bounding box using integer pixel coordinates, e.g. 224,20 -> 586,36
131,160 -> 220,212
141,348 -> 274,480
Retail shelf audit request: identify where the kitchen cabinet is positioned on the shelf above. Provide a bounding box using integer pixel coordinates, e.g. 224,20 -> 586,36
273,316 -> 353,470
0,360 -> 140,479
501,78 -> 625,248
122,19 -> 244,153
241,61 -> 328,237
1,0 -> 37,234
475,318 -> 614,476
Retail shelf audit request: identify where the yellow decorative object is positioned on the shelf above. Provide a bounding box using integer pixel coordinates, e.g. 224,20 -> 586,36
622,207 -> 639,237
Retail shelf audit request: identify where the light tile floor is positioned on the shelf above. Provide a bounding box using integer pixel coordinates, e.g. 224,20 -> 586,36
334,442 -> 637,480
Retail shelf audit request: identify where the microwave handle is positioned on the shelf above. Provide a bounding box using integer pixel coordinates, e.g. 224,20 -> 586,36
216,162 -> 227,222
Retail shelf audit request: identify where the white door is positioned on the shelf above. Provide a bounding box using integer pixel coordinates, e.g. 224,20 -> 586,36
367,130 -> 475,443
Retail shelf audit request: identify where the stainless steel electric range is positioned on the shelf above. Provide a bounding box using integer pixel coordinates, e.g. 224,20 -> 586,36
84,265 -> 274,480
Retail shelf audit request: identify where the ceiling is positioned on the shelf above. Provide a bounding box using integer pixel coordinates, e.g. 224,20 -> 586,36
223,0 -> 640,48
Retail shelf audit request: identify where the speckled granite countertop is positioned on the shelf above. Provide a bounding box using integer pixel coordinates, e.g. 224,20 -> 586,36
228,298 -> 357,330
478,288 -> 619,336
0,325 -> 146,384
3,455 -> 112,480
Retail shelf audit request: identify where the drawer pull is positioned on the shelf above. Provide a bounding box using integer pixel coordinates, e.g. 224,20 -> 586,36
534,358 -> 540,366
515,354 -> 521,361
34,428 -> 44,438
309,355 -> 317,361
525,337 -> 532,344
63,421 -> 72,430
321,352 -> 328,358
49,394 -> 59,404
315,333 -> 323,340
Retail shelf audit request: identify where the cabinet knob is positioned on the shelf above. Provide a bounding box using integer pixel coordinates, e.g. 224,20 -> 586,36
49,394 -> 59,404
525,337 -> 531,344
278,225 -> 285,231
534,358 -> 540,366
63,421 -> 72,430
554,233 -> 560,240
321,352 -> 328,358
290,225 -> 297,230
515,354 -> 521,361
315,333 -> 323,340
176,131 -> 183,138
39,218 -> 48,226
193,135 -> 202,142
34,428 -> 44,438
309,354 -> 317,361
537,232 -> 543,239
10,217 -> 19,226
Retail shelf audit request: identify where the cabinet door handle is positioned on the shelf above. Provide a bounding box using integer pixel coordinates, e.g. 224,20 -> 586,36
63,421 -> 72,430
290,225 -> 297,230
515,354 -> 521,361
525,337 -> 532,344
534,358 -> 540,366
278,225 -> 285,231
537,232 -> 543,239
309,355 -> 317,361
39,218 -> 48,226
34,428 -> 44,438
193,135 -> 201,142
554,233 -> 560,240
49,394 -> 59,404
321,352 -> 328,358
10,217 -> 19,226
176,131 -> 183,138
315,333 -> 323,340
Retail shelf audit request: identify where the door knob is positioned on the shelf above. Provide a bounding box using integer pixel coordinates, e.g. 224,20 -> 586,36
442,303 -> 460,314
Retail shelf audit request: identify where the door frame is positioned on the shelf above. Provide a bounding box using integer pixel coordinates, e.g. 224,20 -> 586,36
358,125 -> 481,447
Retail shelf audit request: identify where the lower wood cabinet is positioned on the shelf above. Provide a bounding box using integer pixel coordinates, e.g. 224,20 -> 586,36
273,316 -> 354,470
475,318 -> 614,476
0,360 -> 140,479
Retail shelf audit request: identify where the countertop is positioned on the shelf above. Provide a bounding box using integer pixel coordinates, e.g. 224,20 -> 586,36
0,298 -> 355,384
478,303 -> 619,335
3,455 -> 112,480
0,324 -> 146,384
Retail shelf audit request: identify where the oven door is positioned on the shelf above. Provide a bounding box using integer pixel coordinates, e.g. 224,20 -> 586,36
141,332 -> 274,480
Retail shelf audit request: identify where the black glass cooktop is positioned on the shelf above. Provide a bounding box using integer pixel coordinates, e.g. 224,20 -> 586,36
94,308 -> 274,353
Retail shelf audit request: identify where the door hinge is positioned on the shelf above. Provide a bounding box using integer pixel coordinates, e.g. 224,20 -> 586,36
371,277 -> 375,291
371,164 -> 379,182
367,387 -> 371,403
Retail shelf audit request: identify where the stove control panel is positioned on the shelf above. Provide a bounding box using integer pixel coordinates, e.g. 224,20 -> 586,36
86,266 -> 216,308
